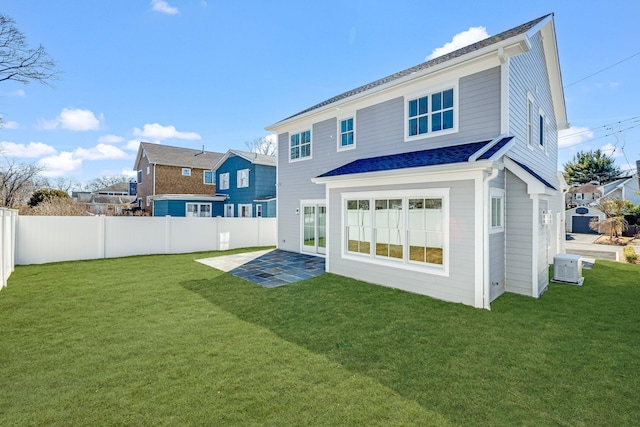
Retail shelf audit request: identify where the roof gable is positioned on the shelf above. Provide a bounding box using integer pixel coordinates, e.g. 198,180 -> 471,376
134,142 -> 224,170
267,14 -> 566,130
213,149 -> 277,170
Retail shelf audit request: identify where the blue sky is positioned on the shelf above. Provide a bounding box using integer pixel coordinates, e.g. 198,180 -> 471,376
1,0 -> 639,184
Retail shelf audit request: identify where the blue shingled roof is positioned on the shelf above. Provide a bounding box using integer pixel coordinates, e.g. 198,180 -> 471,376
478,136 -> 514,160
508,157 -> 557,190
317,138 -> 506,178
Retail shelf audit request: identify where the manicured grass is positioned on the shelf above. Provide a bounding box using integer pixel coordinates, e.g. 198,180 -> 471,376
2,250 -> 639,426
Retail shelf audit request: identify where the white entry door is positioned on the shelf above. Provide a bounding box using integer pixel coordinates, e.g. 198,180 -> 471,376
301,202 -> 326,255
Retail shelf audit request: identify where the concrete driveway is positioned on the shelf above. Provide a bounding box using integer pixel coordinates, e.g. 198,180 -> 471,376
565,233 -> 622,262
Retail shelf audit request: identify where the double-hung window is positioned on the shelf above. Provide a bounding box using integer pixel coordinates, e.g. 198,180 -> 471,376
344,190 -> 448,273
137,170 -> 143,184
237,169 -> 249,188
204,170 -> 214,185
290,130 -> 311,161
490,189 -> 505,233
407,86 -> 455,139
338,117 -> 355,150
219,172 -> 229,190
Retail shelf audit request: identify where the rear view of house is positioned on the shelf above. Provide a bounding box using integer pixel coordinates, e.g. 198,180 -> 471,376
266,14 -> 568,308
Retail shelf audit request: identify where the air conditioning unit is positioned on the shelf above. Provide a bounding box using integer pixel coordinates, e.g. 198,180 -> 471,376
553,254 -> 584,286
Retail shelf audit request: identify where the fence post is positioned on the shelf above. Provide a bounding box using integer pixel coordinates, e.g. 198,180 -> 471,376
1,209 -> 5,289
165,215 -> 171,254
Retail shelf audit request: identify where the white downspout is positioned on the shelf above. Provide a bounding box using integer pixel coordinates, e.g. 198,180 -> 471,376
483,167 -> 501,309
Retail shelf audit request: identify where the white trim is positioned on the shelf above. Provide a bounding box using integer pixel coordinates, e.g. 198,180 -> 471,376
526,92 -> 535,150
239,203 -> 252,217
219,172 -> 230,190
337,114 -> 356,151
185,202 -> 213,217
237,168 -> 249,188
403,80 -> 459,142
504,157 -> 556,196
182,168 -> 192,176
500,57 -> 510,134
288,128 -> 313,163
300,199 -> 327,258
341,189 -> 450,277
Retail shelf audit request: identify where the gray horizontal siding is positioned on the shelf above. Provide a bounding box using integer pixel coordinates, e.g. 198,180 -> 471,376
505,170 -> 533,296
327,179 -> 477,306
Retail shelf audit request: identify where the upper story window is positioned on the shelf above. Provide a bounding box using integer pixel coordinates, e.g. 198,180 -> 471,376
237,169 -> 249,188
146,166 -> 150,175
137,170 -> 143,184
290,130 -> 311,161
538,109 -> 547,153
219,172 -> 229,190
338,117 -> 355,151
204,170 -> 214,185
406,87 -> 455,140
182,168 -> 191,176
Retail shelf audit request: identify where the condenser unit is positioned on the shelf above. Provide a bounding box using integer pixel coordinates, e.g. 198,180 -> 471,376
552,254 -> 584,286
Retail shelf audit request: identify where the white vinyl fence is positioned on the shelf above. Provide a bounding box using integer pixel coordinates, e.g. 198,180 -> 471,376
1,208 -> 18,288
15,216 -> 276,266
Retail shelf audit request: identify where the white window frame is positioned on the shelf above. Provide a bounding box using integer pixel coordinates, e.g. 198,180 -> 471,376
137,170 -> 143,184
224,204 -> 234,217
186,202 -> 212,217
203,170 -> 214,185
256,204 -> 263,217
146,166 -> 150,175
289,129 -> 312,162
219,172 -> 229,190
538,108 -> 548,154
404,81 -> 459,142
237,169 -> 249,188
341,189 -> 449,276
239,204 -> 252,217
182,168 -> 191,176
146,195 -> 152,207
526,92 -> 535,149
490,188 -> 505,234
337,114 -> 356,151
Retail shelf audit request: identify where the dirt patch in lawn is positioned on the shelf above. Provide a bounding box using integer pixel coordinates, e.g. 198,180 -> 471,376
594,236 -> 635,246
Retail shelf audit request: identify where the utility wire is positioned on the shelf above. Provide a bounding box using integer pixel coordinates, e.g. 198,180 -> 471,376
563,51 -> 640,88
559,122 -> 640,149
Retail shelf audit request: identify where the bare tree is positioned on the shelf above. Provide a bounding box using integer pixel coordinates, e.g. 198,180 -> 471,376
84,175 -> 133,192
244,136 -> 277,156
0,14 -> 59,86
0,156 -> 45,207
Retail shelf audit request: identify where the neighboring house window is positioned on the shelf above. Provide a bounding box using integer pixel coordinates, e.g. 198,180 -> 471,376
224,204 -> 234,217
237,169 -> 249,188
290,130 -> 312,161
186,203 -> 212,217
239,204 -> 252,217
137,170 -> 143,183
406,87 -> 455,139
256,205 -> 263,217
146,196 -> 152,207
490,189 -> 505,233
527,93 -> 535,148
146,166 -> 150,175
344,190 -> 449,272
219,173 -> 229,190
182,168 -> 191,176
338,117 -> 355,151
204,170 -> 214,185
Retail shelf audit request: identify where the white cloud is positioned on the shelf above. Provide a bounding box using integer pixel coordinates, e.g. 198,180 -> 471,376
426,26 -> 489,60
151,0 -> 178,15
38,152 -> 83,177
0,89 -> 26,97
40,108 -> 103,131
600,143 -> 622,158
73,144 -> 129,161
0,141 -> 57,157
133,123 -> 201,141
98,134 -> 125,144
1,120 -> 20,129
558,126 -> 594,148
121,169 -> 137,178
124,139 -> 144,151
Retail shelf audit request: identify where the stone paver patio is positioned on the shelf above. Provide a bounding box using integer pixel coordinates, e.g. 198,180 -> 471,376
197,249 -> 325,288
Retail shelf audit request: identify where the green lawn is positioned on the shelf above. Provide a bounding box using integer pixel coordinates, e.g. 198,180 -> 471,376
1,249 -> 639,426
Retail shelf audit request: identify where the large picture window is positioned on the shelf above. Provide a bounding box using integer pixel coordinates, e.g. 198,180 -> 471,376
407,87 -> 455,139
344,190 -> 448,272
186,203 -> 212,217
290,130 -> 311,161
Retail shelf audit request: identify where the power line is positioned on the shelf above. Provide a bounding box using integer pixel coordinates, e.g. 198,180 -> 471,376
563,51 -> 640,88
558,116 -> 640,140
559,122 -> 640,149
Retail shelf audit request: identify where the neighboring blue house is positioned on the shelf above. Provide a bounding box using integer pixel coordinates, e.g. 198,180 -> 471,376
266,14 -> 568,309
153,194 -> 227,217
213,150 -> 277,217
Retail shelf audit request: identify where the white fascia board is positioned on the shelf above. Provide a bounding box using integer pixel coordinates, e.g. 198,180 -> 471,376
265,38 -> 531,133
468,134 -> 513,162
536,17 -> 569,130
503,157 -> 557,196
313,161 -> 501,189
152,194 -> 227,202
